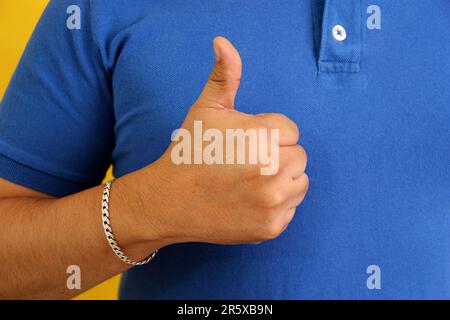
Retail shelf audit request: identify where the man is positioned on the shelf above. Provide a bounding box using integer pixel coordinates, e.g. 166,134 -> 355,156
0,0 -> 449,299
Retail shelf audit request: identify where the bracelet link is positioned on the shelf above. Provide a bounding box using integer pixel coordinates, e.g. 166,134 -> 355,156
101,179 -> 157,266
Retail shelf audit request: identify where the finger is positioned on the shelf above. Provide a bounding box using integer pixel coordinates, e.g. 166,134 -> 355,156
279,145 -> 308,179
254,113 -> 300,146
194,36 -> 242,110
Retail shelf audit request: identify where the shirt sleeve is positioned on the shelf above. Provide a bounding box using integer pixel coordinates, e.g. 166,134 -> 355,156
0,0 -> 114,197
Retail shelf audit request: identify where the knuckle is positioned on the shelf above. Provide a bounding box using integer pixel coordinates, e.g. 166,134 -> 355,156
296,144 -> 307,157
262,223 -> 284,240
269,113 -> 290,123
271,190 -> 286,206
208,69 -> 226,87
267,113 -> 300,144
248,117 -> 268,132
295,145 -> 308,165
259,185 -> 286,207
208,69 -> 241,90
282,145 -> 307,172
254,113 -> 278,128
303,173 -> 310,192
274,113 -> 300,141
293,193 -> 306,207
291,122 -> 300,143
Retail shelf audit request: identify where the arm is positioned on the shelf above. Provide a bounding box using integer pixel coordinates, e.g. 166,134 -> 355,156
0,165 -> 169,299
0,37 -> 308,299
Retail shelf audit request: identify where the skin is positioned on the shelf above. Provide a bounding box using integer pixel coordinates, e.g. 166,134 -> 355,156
0,37 -> 308,299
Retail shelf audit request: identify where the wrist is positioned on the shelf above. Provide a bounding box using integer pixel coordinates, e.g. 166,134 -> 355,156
103,174 -> 166,263
109,162 -> 187,256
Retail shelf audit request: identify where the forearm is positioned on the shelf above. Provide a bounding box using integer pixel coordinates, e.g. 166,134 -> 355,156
0,168 -> 171,299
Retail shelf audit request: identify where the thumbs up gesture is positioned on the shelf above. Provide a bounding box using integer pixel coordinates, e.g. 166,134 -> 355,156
143,37 -> 308,245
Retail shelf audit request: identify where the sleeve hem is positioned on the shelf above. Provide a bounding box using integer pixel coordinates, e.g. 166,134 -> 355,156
0,139 -> 100,182
0,152 -> 97,197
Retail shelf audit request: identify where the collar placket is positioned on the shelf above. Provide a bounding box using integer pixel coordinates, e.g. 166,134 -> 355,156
318,0 -> 362,74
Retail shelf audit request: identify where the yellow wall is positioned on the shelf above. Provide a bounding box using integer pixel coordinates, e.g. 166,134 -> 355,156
0,1 -> 120,300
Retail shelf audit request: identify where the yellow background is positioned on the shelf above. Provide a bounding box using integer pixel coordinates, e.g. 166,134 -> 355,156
0,0 -> 120,299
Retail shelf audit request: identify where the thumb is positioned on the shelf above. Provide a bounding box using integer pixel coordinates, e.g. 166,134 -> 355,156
195,36 -> 242,109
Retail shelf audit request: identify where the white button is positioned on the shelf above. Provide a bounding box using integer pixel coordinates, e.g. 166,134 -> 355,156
332,25 -> 347,41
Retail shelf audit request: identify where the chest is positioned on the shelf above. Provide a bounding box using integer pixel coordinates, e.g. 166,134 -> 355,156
110,1 -> 450,176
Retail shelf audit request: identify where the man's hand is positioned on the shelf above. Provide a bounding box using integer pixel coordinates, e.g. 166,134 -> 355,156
0,37 -> 308,299
138,37 -> 309,245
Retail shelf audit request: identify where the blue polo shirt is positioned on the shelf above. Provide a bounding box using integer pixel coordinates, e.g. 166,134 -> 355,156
1,0 -> 449,299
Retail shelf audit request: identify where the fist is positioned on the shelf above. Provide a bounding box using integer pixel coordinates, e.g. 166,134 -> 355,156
150,37 -> 308,244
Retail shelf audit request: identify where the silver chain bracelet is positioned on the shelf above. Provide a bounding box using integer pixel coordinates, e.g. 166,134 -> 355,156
101,179 -> 157,266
